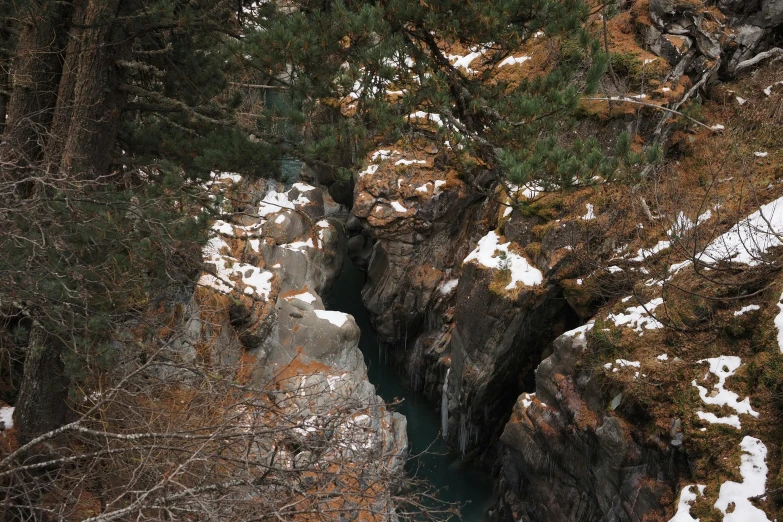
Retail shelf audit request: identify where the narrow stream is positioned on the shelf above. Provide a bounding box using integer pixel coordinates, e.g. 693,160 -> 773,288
326,257 -> 496,521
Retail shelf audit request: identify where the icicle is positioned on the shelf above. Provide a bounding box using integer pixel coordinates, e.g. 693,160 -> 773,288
441,368 -> 450,438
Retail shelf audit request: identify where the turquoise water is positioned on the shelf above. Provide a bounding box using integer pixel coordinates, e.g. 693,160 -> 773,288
326,259 -> 496,521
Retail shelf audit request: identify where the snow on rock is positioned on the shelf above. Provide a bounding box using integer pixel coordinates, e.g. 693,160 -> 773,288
212,220 -> 235,235
199,237 -> 274,298
520,392 -> 547,410
313,310 -> 350,328
292,182 -> 316,193
281,238 -> 316,251
390,200 -> 407,213
439,279 -> 459,295
0,406 -> 13,430
607,298 -> 664,334
657,354 -> 669,361
285,290 -> 317,304
668,485 -> 705,522
714,436 -> 771,522
734,304 -> 761,316
463,230 -> 543,289
692,356 -> 758,429
561,320 -> 595,349
581,203 -> 596,221
498,55 -> 531,67
696,194 -> 783,266
257,186 -> 312,217
415,182 -> 432,193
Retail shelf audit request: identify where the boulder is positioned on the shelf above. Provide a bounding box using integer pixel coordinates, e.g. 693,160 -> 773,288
495,331 -> 683,522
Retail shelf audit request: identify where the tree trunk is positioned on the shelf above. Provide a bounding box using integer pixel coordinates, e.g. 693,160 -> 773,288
44,0 -> 88,165
53,0 -> 130,178
1,0 -> 70,172
12,327 -> 69,445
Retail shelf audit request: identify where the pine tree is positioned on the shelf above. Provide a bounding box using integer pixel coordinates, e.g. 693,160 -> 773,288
0,0 -> 277,443
0,0 -> 613,443
239,0 -> 612,195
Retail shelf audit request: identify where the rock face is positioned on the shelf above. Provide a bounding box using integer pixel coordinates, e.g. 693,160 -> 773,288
645,0 -> 782,75
494,328 -> 682,522
192,174 -> 408,491
350,150 -> 582,455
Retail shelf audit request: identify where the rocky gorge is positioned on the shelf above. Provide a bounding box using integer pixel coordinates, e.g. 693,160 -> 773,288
329,0 -> 783,520
3,0 -> 782,519
187,0 -> 783,517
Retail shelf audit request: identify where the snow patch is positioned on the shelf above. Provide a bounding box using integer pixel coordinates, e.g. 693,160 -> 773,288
562,320 -> 595,349
697,194 -> 783,266
668,485 -> 705,522
440,279 -> 459,295
285,290 -> 316,304
281,238 -> 315,251
696,411 -> 741,429
464,231 -> 543,289
447,49 -> 485,72
734,304 -> 760,316
763,81 -> 783,96
775,292 -> 783,354
0,407 -> 13,429
212,220 -> 234,235
313,310 -> 350,328
498,55 -> 531,67
390,200 -> 407,213
607,298 -> 664,334
692,356 -> 758,428
714,437 -> 770,522
581,203 -> 596,221
395,159 -> 427,166
198,237 -> 274,298
408,111 -> 444,127
371,149 -> 401,161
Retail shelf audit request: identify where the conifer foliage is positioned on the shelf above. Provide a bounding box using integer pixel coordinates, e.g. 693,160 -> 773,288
0,0 -> 609,518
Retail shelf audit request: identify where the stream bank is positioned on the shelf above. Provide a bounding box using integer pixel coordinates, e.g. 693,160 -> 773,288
326,257 -> 496,522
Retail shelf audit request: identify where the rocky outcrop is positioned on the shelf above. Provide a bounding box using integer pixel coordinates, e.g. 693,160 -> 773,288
495,327 -> 683,522
350,150 -> 584,455
644,0 -> 782,76
191,175 -> 408,495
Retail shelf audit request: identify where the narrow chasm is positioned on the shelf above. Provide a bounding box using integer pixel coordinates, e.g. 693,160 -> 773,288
325,252 -> 497,521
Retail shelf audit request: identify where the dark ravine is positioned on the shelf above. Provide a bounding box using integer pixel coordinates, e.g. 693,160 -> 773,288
326,253 -> 497,521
